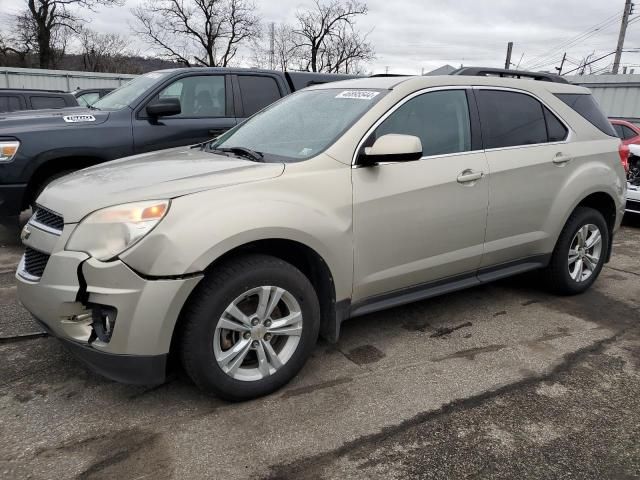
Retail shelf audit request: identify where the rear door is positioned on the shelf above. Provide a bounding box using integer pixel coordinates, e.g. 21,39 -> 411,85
132,74 -> 236,153
475,88 -> 572,268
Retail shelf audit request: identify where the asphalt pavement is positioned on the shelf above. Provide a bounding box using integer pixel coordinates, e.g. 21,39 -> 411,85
0,215 -> 639,479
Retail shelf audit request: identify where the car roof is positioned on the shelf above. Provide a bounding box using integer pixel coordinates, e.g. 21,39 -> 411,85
0,88 -> 69,94
306,74 -> 589,95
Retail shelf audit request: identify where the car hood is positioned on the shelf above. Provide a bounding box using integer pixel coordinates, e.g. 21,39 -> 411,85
37,146 -> 285,223
0,106 -> 110,132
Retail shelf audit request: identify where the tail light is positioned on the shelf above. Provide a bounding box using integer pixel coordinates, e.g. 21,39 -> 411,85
619,143 -> 630,173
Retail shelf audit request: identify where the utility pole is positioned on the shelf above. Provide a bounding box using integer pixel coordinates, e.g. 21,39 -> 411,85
269,22 -> 275,70
385,66 -> 389,74
613,0 -> 634,74
504,42 -> 513,69
556,52 -> 567,75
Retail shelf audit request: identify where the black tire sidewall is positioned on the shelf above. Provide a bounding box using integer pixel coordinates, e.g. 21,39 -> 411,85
552,208 -> 609,294
182,257 -> 320,400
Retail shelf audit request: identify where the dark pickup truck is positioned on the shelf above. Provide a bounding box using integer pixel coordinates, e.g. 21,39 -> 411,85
0,68 -> 354,217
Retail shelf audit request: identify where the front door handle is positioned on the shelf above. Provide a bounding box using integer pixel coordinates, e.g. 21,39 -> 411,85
457,169 -> 484,184
552,153 -> 572,165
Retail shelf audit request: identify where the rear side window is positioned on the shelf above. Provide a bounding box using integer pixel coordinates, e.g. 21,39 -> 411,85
544,107 -> 568,142
622,125 -> 637,139
477,90 -> 547,148
0,95 -> 22,113
30,96 -> 66,109
613,124 -> 625,139
555,93 -> 616,137
374,89 -> 472,157
238,76 -> 282,117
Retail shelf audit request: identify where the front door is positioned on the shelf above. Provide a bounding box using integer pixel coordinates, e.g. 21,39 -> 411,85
352,89 -> 490,302
133,74 -> 236,153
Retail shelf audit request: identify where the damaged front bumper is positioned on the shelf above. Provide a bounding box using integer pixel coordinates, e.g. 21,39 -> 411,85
15,222 -> 202,385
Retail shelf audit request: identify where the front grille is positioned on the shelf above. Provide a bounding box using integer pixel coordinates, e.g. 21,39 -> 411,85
23,247 -> 50,278
627,199 -> 640,212
33,206 -> 64,232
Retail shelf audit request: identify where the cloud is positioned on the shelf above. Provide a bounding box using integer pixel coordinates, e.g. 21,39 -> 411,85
2,0 -> 639,74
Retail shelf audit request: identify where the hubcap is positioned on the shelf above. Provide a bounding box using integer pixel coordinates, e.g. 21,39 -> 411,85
213,286 -> 303,382
568,224 -> 602,282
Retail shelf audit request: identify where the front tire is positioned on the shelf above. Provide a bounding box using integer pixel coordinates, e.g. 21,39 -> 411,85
544,206 -> 609,295
180,254 -> 320,401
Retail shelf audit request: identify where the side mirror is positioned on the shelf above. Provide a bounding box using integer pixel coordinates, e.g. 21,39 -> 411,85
359,134 -> 423,166
146,97 -> 181,117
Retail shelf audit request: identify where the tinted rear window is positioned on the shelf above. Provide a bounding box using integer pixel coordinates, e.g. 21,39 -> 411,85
544,107 -> 568,142
477,90 -> 548,148
555,93 -> 616,137
238,76 -> 282,117
30,96 -> 67,109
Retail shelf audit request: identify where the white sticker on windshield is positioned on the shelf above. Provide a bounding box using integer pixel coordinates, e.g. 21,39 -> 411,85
335,90 -> 380,100
63,114 -> 96,123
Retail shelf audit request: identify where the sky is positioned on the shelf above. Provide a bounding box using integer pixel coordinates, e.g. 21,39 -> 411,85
2,0 -> 640,75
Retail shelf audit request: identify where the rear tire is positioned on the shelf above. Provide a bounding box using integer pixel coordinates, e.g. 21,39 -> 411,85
180,254 -> 320,401
544,206 -> 609,295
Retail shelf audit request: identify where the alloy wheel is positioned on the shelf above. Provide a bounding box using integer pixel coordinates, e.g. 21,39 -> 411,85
213,286 -> 303,381
568,224 -> 602,282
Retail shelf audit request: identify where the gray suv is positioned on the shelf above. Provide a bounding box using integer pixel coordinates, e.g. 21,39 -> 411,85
16,69 -> 627,400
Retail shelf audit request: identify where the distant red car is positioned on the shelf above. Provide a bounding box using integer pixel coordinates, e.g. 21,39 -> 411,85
610,118 -> 640,145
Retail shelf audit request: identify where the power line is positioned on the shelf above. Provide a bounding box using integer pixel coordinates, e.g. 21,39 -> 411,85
522,12 -> 623,70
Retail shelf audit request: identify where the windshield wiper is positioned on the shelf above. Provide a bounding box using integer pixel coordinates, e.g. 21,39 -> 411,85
213,146 -> 264,162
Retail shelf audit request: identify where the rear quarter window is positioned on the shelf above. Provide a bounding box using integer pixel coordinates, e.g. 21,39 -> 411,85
555,93 -> 616,137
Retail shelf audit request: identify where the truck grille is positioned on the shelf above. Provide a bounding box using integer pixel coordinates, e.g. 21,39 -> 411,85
23,247 -> 50,278
627,199 -> 640,212
33,206 -> 64,232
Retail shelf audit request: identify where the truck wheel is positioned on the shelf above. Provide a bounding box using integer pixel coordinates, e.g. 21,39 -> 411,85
544,207 -> 609,295
30,170 -> 75,210
180,254 -> 320,401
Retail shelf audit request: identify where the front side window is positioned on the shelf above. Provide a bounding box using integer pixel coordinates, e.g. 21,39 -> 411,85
477,90 -> 548,149
373,90 -> 471,157
93,71 -> 172,110
212,88 -> 386,162
156,75 -> 225,118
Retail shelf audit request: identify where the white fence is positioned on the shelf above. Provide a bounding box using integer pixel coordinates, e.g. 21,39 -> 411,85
0,67 -> 136,91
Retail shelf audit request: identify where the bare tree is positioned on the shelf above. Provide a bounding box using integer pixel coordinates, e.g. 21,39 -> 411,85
132,0 -> 260,67
79,29 -> 140,73
14,0 -> 123,69
251,23 -> 302,71
293,0 -> 372,73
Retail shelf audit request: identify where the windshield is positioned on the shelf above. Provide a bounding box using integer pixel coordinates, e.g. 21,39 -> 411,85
212,88 -> 386,161
93,71 -> 172,110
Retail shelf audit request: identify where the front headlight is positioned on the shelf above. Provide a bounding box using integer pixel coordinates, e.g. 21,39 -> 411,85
0,141 -> 20,162
66,200 -> 170,261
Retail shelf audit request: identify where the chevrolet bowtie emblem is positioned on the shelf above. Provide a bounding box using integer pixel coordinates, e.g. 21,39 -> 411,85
20,226 -> 31,242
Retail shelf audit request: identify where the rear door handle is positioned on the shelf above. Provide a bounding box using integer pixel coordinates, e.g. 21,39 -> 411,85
552,153 -> 572,165
457,169 -> 484,184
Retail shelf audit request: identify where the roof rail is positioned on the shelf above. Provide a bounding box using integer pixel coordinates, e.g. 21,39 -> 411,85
369,73 -> 412,77
450,67 -> 569,84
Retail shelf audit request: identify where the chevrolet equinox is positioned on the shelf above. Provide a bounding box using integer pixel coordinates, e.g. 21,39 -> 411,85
16,69 -> 628,400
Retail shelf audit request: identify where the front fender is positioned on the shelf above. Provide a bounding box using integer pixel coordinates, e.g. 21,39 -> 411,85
120,157 -> 354,301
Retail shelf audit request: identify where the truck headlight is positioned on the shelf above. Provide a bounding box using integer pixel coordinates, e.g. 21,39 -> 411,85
66,200 -> 170,261
0,141 -> 20,162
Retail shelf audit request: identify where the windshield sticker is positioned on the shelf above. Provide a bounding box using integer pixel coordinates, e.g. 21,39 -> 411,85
63,114 -> 96,123
335,90 -> 380,100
